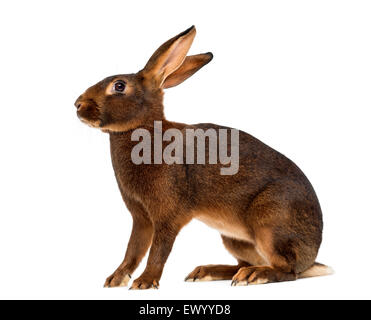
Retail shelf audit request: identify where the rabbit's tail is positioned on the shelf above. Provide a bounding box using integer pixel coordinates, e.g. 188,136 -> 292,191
298,262 -> 334,279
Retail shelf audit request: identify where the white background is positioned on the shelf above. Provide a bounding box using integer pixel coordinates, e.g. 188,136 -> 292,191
0,0 -> 370,300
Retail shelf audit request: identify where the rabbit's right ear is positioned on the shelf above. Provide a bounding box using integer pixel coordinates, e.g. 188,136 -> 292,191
162,53 -> 213,89
141,26 -> 196,87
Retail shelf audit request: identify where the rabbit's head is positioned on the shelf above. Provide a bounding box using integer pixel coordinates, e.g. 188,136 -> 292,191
75,26 -> 212,132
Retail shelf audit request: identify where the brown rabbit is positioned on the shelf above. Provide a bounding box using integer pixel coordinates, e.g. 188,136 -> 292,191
75,26 -> 332,290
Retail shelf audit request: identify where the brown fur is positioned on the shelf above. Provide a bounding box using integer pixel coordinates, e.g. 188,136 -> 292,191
75,26 -> 331,289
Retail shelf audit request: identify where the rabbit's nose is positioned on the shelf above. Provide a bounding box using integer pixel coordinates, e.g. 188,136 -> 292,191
74,97 -> 83,110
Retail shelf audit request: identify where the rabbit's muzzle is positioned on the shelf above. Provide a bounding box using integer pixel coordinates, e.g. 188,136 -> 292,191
75,96 -> 101,128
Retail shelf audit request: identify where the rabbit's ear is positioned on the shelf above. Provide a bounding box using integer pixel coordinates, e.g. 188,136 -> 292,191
162,53 -> 213,89
142,26 -> 196,87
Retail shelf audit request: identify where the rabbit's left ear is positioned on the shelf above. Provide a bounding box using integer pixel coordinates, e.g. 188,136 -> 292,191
142,26 -> 196,87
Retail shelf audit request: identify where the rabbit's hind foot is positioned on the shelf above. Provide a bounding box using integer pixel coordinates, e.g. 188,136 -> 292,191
231,266 -> 297,286
185,264 -> 244,282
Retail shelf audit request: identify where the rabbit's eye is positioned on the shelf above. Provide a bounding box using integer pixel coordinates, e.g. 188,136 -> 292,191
113,81 -> 126,93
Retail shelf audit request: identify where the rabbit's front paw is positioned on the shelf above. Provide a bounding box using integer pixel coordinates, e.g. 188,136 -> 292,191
129,275 -> 159,290
104,270 -> 131,288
